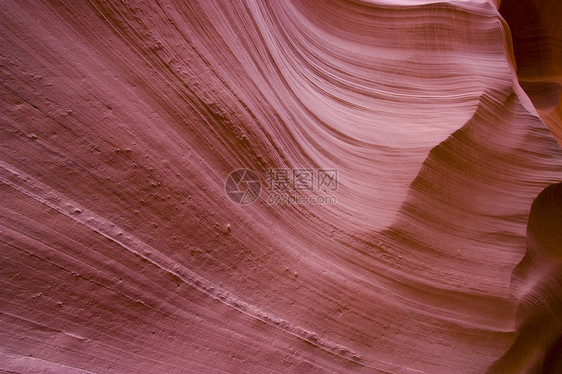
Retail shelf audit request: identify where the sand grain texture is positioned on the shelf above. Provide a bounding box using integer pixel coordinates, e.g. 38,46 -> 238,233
1,0 -> 561,373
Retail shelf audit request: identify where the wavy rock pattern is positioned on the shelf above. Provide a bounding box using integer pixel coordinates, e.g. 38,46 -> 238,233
1,0 -> 561,373
488,183 -> 562,373
499,0 -> 562,146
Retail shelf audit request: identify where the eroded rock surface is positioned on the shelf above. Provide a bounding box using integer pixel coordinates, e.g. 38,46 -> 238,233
1,0 -> 561,373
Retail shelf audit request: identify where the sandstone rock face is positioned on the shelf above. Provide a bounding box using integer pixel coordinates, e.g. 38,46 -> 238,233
1,1 -> 560,373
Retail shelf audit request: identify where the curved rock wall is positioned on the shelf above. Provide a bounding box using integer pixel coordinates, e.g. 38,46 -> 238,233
1,0 -> 561,373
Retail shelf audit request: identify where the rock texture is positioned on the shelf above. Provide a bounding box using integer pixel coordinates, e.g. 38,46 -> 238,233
1,0 -> 561,373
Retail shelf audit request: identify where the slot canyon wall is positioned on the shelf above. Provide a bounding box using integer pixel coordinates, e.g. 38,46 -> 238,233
1,0 -> 561,373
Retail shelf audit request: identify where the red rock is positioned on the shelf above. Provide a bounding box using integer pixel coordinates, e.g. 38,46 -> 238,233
1,0 -> 560,373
